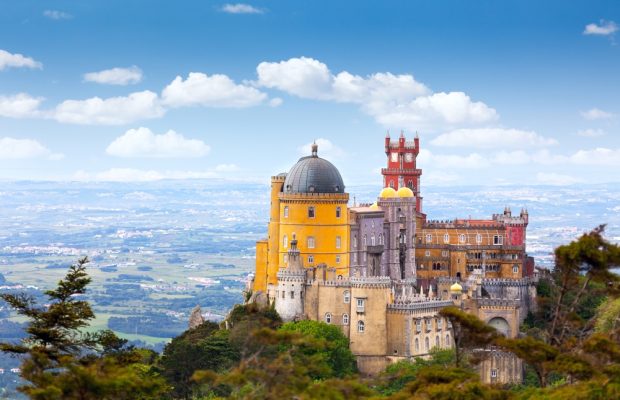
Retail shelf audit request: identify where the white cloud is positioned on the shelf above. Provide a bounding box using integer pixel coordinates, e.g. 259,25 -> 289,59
569,148 -> 620,166
256,57 -> 495,129
417,148 -> 488,169
43,10 -> 72,20
162,72 -> 267,108
73,168 -> 221,182
577,128 -> 606,137
583,20 -> 618,35
106,127 -> 210,158
581,108 -> 614,120
84,66 -> 143,85
431,128 -> 557,149
0,93 -> 44,118
0,49 -> 42,71
491,150 -> 531,165
299,138 -> 345,158
220,3 -> 264,14
268,97 -> 283,107
536,172 -> 581,186
54,90 -> 164,125
0,137 -> 62,160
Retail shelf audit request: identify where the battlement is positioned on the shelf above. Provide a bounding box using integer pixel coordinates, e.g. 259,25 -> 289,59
351,276 -> 392,288
482,277 -> 536,287
476,298 -> 521,308
279,192 -> 349,202
388,299 -> 453,312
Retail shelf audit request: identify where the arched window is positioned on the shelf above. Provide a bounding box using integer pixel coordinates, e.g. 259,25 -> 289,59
308,206 -> 315,218
325,313 -> 332,324
283,235 -> 288,248
415,338 -> 420,352
476,233 -> 482,244
444,233 -> 450,243
343,291 -> 350,304
425,337 -> 429,351
283,206 -> 289,218
353,235 -> 357,248
459,234 -> 466,243
446,334 -> 451,347
371,235 -> 376,246
336,206 -> 341,218
357,320 -> 365,333
435,336 -> 440,348
363,235 -> 367,246
307,236 -> 315,248
342,314 -> 349,325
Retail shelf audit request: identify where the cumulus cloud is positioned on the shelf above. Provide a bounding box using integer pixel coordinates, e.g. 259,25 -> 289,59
220,3 -> 264,14
0,49 -> 42,71
162,72 -> 268,108
583,20 -> 618,35
581,108 -> 614,120
417,148 -> 488,169
569,148 -> 620,166
43,10 -> 72,20
256,57 -> 495,129
577,128 -> 605,137
0,93 -> 44,118
84,66 -> 143,85
299,138 -> 345,158
431,128 -> 557,149
106,127 -> 210,158
0,137 -> 62,160
54,90 -> 164,125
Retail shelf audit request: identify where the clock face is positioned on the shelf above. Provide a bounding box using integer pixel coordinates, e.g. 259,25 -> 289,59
390,152 -> 398,162
405,153 -> 413,162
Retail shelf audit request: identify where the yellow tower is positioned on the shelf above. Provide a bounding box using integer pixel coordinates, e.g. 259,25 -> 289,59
254,142 -> 350,293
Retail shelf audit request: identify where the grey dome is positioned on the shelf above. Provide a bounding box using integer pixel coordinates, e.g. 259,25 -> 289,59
283,144 -> 345,194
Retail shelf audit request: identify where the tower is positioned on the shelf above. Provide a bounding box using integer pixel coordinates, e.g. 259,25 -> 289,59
275,238 -> 306,321
382,132 -> 423,212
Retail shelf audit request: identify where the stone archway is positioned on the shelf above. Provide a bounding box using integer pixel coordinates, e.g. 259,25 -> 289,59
487,317 -> 510,336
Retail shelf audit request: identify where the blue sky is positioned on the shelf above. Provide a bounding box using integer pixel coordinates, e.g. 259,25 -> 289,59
0,0 -> 619,186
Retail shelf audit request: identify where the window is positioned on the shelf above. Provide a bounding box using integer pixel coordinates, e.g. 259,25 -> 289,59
308,206 -> 315,218
459,234 -> 466,243
283,206 -> 289,218
307,236 -> 315,248
415,338 -> 419,352
426,234 -> 432,243
446,334 -> 451,347
325,313 -> 332,324
290,291 -> 294,299
491,369 -> 498,379
476,233 -> 482,244
444,233 -> 450,243
356,298 -> 365,312
425,318 -> 432,331
353,253 -> 357,263
415,319 -> 422,333
425,250 -> 430,257
342,314 -> 349,325
353,235 -> 357,248
379,234 -> 384,245
435,336 -> 440,347
281,291 -> 285,299
513,264 -> 519,274
363,235 -> 367,246
336,255 -> 341,264
336,206 -> 341,218
493,235 -> 503,245
357,320 -> 365,333
425,337 -> 429,351
308,255 -> 314,264
371,235 -> 376,246
441,250 -> 448,257
437,318 -> 443,330
283,235 -> 288,248
336,236 -> 341,249
344,291 -> 350,303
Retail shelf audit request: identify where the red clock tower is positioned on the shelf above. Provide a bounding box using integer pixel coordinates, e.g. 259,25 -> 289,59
382,131 -> 423,212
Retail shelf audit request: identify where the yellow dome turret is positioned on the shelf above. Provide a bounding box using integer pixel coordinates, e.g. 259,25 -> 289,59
397,186 -> 414,198
450,282 -> 463,293
379,187 -> 397,198
369,202 -> 379,210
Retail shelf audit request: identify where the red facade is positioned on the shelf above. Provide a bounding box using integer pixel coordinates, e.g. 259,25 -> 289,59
382,132 -> 423,211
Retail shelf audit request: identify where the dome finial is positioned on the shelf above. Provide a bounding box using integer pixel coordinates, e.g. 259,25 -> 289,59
311,141 -> 318,157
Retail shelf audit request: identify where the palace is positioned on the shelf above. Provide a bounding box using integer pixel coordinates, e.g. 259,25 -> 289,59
250,133 -> 536,383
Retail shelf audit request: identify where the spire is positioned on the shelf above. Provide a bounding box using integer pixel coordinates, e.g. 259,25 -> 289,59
400,130 -> 405,138
311,141 -> 318,157
386,130 -> 390,138
287,238 -> 303,271
419,285 -> 424,296
428,284 -> 434,298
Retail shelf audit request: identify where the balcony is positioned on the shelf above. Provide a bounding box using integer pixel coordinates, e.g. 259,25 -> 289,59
366,245 -> 384,254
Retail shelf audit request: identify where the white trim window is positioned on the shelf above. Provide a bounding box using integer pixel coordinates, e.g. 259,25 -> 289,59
426,234 -> 432,243
444,233 -> 450,243
336,236 -> 341,249
342,314 -> 349,325
308,255 -> 314,264
459,234 -> 466,244
476,233 -> 482,244
307,236 -> 315,248
493,235 -> 503,245
343,291 -> 350,303
283,235 -> 288,248
325,313 -> 332,324
308,206 -> 315,218
283,206 -> 289,218
357,320 -> 365,333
